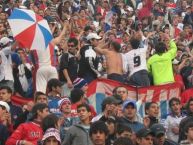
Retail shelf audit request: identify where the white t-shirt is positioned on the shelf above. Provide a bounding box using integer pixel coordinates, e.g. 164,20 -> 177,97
122,39 -> 148,76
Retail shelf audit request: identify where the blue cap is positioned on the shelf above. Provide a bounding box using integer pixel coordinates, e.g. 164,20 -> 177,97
122,100 -> 137,111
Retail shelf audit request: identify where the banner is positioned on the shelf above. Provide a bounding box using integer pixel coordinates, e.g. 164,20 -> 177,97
87,78 -> 182,119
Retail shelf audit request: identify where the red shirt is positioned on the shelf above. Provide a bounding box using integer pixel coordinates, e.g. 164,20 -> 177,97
6,121 -> 43,145
181,88 -> 193,105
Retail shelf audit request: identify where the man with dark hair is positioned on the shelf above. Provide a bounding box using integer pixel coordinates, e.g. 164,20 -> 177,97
0,86 -> 22,125
78,32 -> 101,83
147,34 -> 177,85
6,103 -> 49,145
179,98 -> 193,142
59,37 -> 79,96
89,121 -> 109,145
47,78 -> 63,115
62,103 -> 92,145
150,124 -> 178,145
180,122 -> 193,144
122,34 -> 150,86
95,39 -> 124,83
136,128 -> 154,145
116,123 -> 132,139
164,98 -> 185,142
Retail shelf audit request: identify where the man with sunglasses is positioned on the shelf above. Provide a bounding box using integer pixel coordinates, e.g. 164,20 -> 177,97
59,37 -> 79,96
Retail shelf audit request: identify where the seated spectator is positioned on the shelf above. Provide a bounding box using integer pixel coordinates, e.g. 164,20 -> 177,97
116,123 -> 132,139
164,98 -> 186,142
117,100 -> 144,133
144,102 -> 159,128
0,101 -> 10,145
136,128 -> 154,145
58,98 -> 79,141
41,128 -> 61,145
89,121 -> 109,145
180,122 -> 193,145
150,124 -> 178,145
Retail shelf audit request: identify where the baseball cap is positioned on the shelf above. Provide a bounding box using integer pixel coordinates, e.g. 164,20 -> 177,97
86,33 -> 101,40
0,37 -> 12,47
58,97 -> 71,111
122,100 -> 137,111
0,101 -> 10,112
136,128 -> 154,138
42,128 -> 61,143
150,124 -> 165,137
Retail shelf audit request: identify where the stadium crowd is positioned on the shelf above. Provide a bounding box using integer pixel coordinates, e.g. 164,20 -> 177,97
0,0 -> 193,144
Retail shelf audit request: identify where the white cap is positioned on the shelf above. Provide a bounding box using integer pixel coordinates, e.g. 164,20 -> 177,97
127,6 -> 134,11
0,101 -> 10,112
86,33 -> 101,40
0,37 -> 11,46
42,128 -> 61,143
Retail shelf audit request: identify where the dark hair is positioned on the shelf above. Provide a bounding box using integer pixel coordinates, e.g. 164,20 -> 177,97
169,97 -> 180,108
89,121 -> 109,136
68,37 -> 78,47
114,137 -> 134,145
145,102 -> 158,114
116,123 -> 132,135
0,86 -> 12,94
47,79 -> 62,92
70,88 -> 84,104
155,42 -> 166,54
77,103 -> 91,112
110,41 -> 121,52
186,97 -> 193,115
34,91 -> 47,102
184,122 -> 193,133
130,38 -> 140,49
41,113 -> 59,133
30,103 -> 48,121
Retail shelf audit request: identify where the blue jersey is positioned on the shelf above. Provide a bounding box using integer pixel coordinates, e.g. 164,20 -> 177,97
48,96 -> 62,116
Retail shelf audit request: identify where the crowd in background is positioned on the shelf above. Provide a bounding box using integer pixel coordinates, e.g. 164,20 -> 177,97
0,0 -> 193,144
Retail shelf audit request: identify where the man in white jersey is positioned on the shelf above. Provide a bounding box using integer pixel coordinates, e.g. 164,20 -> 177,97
31,22 -> 68,93
122,33 -> 150,86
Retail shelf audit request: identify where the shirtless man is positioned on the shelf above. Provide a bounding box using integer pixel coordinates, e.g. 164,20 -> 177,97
95,40 -> 124,83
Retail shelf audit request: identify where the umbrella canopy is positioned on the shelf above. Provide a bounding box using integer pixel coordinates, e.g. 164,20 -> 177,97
8,8 -> 53,50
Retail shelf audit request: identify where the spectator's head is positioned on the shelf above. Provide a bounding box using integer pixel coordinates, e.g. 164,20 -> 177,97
122,100 -> 137,120
47,79 -> 63,94
105,116 -> 117,135
113,86 -> 128,101
0,86 -> 12,102
42,128 -> 61,145
114,137 -> 134,145
184,122 -> 193,142
130,37 -> 140,49
70,88 -> 84,104
169,97 -> 181,115
89,121 -> 108,145
186,97 -> 193,115
34,91 -> 48,104
150,124 -> 166,145
155,42 -> 167,54
58,97 -> 71,114
145,102 -> 159,118
101,97 -> 120,116
136,128 -> 154,145
0,37 -> 12,49
42,113 -> 60,133
87,33 -> 101,47
77,103 -> 91,123
110,41 -> 121,52
30,103 -> 49,121
0,101 -> 10,117
67,37 -> 78,54
116,123 -> 132,139
73,78 -> 88,93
